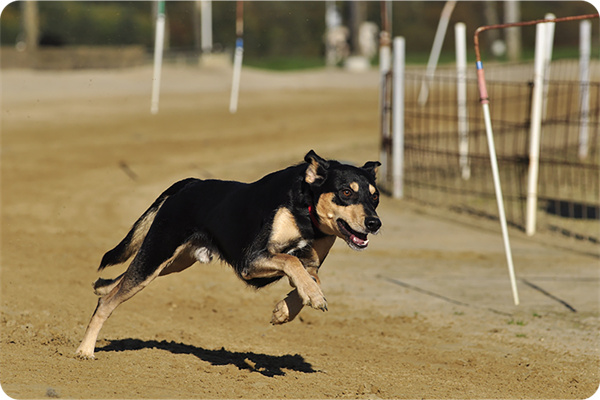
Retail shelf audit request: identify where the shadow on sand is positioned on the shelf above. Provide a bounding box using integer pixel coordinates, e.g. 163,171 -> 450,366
97,338 -> 317,377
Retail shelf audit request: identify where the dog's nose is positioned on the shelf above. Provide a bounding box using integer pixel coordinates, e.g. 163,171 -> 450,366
365,216 -> 381,233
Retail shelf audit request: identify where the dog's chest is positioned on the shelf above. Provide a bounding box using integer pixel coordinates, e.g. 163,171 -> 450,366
267,207 -> 308,255
282,239 -> 311,258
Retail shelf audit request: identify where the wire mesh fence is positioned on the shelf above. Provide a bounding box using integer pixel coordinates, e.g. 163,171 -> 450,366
398,60 -> 599,244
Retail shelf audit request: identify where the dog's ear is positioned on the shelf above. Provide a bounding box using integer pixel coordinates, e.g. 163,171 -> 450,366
304,150 -> 329,185
361,161 -> 381,180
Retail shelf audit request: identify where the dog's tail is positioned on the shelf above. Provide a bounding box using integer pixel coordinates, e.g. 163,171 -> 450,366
98,178 -> 197,271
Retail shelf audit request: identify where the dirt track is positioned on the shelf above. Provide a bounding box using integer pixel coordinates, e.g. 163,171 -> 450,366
1,65 -> 599,399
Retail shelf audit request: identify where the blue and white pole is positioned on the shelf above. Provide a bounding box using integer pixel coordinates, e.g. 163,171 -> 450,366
229,1 -> 244,114
475,28 -> 519,306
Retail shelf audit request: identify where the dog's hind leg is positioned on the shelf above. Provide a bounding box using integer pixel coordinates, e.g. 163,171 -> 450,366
75,242 -> 196,359
93,273 -> 125,296
76,264 -> 164,359
75,282 -> 131,359
98,178 -> 197,271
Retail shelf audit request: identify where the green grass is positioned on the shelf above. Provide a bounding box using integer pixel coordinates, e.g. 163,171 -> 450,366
406,44 -> 598,66
241,43 -> 597,71
507,319 -> 527,326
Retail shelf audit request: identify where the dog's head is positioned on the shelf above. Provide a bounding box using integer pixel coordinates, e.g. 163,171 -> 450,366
304,150 -> 382,250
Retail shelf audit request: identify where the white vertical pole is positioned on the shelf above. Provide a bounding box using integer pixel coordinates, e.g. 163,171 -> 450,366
229,43 -> 243,113
379,1 -> 392,185
578,20 -> 591,160
455,22 -> 470,180
418,0 -> 457,106
525,22 -> 548,236
392,37 -> 405,199
483,103 -> 520,306
325,1 -> 339,67
379,34 -> 392,181
200,0 -> 213,53
541,14 -> 555,120
229,1 -> 244,114
150,1 -> 166,115
504,0 -> 521,62
476,60 -> 520,306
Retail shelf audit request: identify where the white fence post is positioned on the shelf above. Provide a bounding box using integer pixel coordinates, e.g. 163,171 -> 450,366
200,0 -> 213,53
392,37 -> 405,199
418,0 -> 457,106
525,22 -> 549,236
455,22 -> 470,180
379,32 -> 392,183
578,19 -> 591,160
150,1 -> 166,115
542,14 -> 555,120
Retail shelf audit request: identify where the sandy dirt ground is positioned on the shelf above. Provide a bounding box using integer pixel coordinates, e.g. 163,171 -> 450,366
1,65 -> 599,399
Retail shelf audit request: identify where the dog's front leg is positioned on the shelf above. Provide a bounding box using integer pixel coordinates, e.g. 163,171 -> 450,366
271,237 -> 335,324
271,289 -> 304,324
244,254 -> 327,311
271,267 -> 321,324
283,236 -> 333,313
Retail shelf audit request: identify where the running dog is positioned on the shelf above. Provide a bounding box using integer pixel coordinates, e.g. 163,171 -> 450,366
76,150 -> 382,359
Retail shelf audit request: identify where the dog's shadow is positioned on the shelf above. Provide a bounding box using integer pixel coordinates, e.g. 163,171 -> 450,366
97,338 -> 318,377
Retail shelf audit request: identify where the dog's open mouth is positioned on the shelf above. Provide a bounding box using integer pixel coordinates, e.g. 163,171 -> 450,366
337,219 -> 369,250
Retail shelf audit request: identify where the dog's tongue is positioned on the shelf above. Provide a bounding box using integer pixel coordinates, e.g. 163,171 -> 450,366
351,234 -> 369,248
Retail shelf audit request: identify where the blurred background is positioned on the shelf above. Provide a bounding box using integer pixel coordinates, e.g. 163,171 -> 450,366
1,1 -> 598,70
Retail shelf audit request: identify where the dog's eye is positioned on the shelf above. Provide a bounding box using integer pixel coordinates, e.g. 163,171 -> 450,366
341,189 -> 353,198
372,192 -> 379,202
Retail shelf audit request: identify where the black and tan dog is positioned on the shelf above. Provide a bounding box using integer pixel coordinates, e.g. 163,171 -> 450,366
76,150 -> 381,359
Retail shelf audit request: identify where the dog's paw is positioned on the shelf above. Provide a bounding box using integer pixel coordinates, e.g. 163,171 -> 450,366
271,289 -> 306,325
297,282 -> 328,312
271,299 -> 291,325
313,297 -> 328,312
74,348 -> 96,360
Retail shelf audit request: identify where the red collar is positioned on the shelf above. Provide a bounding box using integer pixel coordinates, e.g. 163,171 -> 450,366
308,205 -> 320,230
